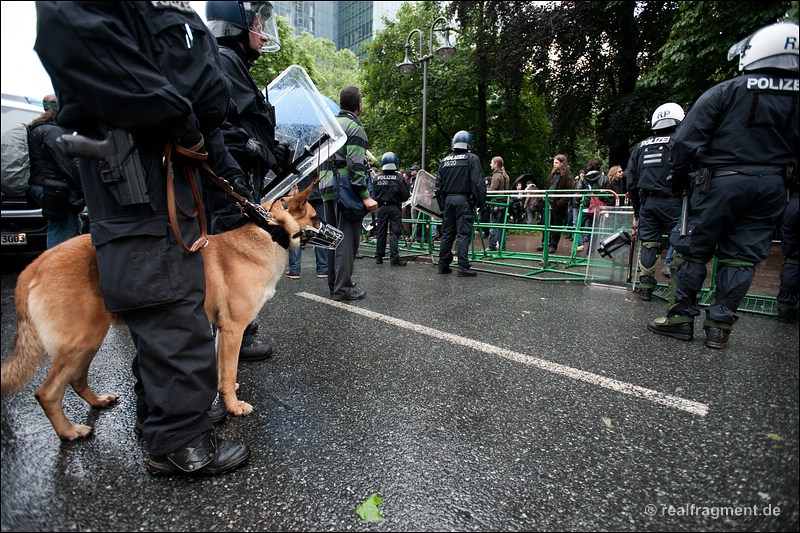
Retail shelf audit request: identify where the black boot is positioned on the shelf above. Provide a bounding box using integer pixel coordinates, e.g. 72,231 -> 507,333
704,327 -> 730,349
391,259 -> 407,266
148,429 -> 250,476
777,307 -> 799,323
640,288 -> 653,301
647,317 -> 694,341
239,338 -> 273,361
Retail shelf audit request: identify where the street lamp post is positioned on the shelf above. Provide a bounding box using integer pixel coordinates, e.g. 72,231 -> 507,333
397,16 -> 455,171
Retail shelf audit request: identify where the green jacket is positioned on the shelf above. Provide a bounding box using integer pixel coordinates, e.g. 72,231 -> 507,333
320,110 -> 369,202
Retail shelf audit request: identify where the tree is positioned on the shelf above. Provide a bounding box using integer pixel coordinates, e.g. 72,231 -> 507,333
362,1 -> 552,180
642,1 -> 793,105
293,32 -> 361,102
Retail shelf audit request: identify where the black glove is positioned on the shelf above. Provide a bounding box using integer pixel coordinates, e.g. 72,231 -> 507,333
273,140 -> 293,177
245,138 -> 267,163
668,171 -> 690,195
174,129 -> 206,166
230,176 -> 256,204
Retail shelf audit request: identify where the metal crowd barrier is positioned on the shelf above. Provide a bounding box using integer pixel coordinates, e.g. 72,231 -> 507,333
359,188 -> 780,317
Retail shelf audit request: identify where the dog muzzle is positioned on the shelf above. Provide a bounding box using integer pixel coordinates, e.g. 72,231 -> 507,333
297,221 -> 343,249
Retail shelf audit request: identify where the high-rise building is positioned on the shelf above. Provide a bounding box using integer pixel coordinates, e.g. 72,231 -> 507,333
272,1 -> 406,55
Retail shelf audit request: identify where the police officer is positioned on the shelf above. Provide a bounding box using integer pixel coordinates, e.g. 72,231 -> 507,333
373,152 -> 410,266
26,95 -> 84,248
777,182 -> 799,323
34,1 -> 250,475
647,21 -> 799,349
626,103 -> 685,301
205,0 -> 292,361
435,130 -> 486,277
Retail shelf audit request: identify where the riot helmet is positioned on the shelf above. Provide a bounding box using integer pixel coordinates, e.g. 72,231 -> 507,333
206,1 -> 280,53
42,94 -> 58,112
451,130 -> 473,151
727,21 -> 799,72
380,152 -> 399,171
651,103 -> 685,130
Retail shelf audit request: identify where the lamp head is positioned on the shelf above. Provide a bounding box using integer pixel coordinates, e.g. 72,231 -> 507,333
436,27 -> 456,61
398,44 -> 417,74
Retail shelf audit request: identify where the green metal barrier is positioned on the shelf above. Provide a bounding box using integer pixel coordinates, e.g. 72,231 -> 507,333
359,188 -> 779,317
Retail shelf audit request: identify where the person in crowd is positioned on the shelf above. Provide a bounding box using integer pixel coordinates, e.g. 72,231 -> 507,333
319,86 -> 377,301
26,95 -> 84,248
626,103 -> 685,300
401,168 -> 414,237
435,130 -> 486,277
574,157 -> 610,253
566,168 -> 585,240
478,176 -> 492,239
777,180 -> 799,323
646,21 -> 798,349
487,155 -> 510,252
538,154 -> 573,253
204,0 -> 293,362
372,152 -> 411,266
285,181 -> 328,279
524,180 -> 542,225
607,165 -> 625,198
34,0 -> 249,475
510,180 -> 526,224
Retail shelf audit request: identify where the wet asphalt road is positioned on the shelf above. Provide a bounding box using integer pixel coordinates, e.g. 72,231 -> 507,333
1,251 -> 798,532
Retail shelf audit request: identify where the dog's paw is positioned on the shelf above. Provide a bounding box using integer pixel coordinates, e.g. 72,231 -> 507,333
226,400 -> 254,417
59,424 -> 93,441
93,394 -> 119,408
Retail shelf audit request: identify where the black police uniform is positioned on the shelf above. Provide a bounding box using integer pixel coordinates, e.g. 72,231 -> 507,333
35,1 -> 233,457
435,150 -> 486,273
372,169 -> 410,264
778,187 -> 799,321
206,43 -> 278,233
625,127 -> 682,293
27,117 -> 84,247
659,70 -> 798,336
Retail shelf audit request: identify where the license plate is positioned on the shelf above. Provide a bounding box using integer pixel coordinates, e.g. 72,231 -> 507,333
1,232 -> 27,245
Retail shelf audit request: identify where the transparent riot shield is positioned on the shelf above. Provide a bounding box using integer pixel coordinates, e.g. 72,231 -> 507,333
410,170 -> 442,219
262,65 -> 346,202
585,205 -> 635,290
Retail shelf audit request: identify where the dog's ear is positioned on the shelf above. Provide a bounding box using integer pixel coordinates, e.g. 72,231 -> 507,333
286,182 -> 312,214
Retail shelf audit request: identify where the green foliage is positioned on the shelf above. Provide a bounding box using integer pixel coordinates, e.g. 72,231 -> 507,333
250,0 -> 797,183
362,1 -> 552,179
294,32 -> 361,102
642,1 -> 794,106
250,15 -> 315,89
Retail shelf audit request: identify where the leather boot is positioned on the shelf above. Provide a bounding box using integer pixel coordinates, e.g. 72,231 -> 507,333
647,316 -> 694,341
148,429 -> 250,476
704,327 -> 730,349
777,307 -> 799,323
640,288 -> 653,301
239,339 -> 273,361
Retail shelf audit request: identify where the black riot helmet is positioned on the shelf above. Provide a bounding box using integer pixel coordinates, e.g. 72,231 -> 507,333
451,130 -> 473,151
206,1 -> 280,53
381,152 -> 400,171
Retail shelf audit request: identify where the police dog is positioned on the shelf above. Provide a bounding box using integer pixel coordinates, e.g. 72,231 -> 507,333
1,182 -> 325,441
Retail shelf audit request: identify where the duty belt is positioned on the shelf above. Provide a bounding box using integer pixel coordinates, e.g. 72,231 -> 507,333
378,201 -> 399,207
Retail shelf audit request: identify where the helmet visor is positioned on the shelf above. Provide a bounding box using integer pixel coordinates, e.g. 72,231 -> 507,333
245,1 -> 280,53
727,35 -> 749,62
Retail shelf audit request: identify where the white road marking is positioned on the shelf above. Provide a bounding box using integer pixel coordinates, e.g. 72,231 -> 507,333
297,292 -> 709,417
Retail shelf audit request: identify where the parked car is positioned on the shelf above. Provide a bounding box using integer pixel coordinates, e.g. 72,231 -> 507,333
1,95 -> 48,256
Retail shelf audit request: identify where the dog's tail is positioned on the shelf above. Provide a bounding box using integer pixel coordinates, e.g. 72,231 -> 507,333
1,269 -> 47,396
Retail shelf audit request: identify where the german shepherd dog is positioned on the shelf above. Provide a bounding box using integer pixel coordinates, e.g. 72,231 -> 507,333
1,182 -> 329,441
